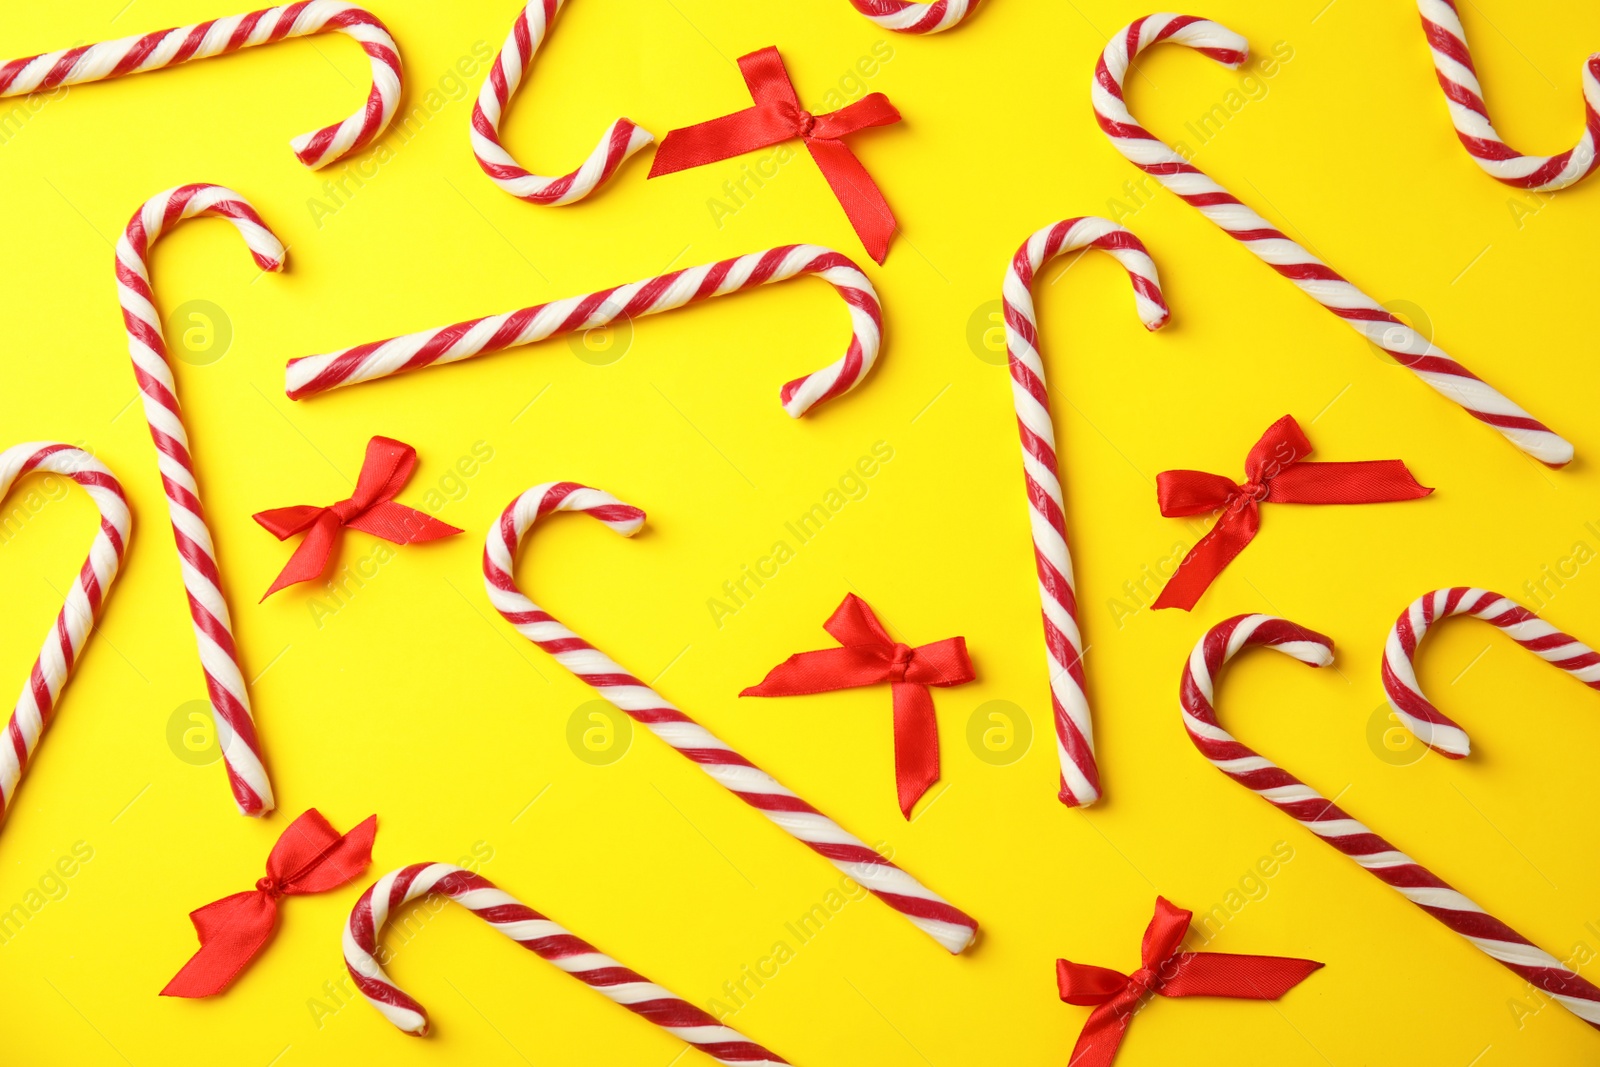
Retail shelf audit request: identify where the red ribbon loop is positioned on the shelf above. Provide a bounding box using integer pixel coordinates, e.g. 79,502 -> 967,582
252,435 -> 462,599
162,809 -> 377,998
1056,897 -> 1322,1067
1152,415 -> 1432,612
740,594 -> 973,818
648,46 -> 902,263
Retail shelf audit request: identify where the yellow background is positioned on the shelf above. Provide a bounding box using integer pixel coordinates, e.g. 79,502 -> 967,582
1,0 -> 1598,1063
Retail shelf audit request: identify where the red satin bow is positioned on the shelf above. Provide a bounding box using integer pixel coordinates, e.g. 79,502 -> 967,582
161,809 -> 377,998
253,435 -> 461,598
740,594 -> 973,818
1152,415 -> 1431,611
1057,897 -> 1323,1067
648,46 -> 902,263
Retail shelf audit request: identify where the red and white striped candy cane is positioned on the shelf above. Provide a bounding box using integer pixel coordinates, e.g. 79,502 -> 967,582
847,0 -> 977,33
472,1 -> 654,204
0,444 -> 129,825
1182,613 -> 1600,1029
1094,14 -> 1573,469
483,483 -> 979,954
1003,217 -> 1170,808
1383,587 -> 1600,759
1418,0 -> 1600,191
0,2 -> 402,169
285,245 -> 880,411
344,863 -> 787,1061
118,184 -> 278,817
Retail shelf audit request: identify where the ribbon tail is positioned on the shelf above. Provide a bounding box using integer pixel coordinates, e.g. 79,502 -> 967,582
1265,460 -> 1433,505
261,514 -> 342,599
1065,1002 -> 1134,1067
346,501 -> 463,544
1159,952 -> 1324,1000
740,646 -> 891,697
891,682 -> 940,819
647,105 -> 794,176
802,137 -> 897,264
1152,506 -> 1260,612
160,892 -> 278,998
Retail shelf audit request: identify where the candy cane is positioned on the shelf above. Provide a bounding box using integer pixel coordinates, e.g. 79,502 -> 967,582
484,483 -> 979,954
472,1 -> 654,204
1418,0 -> 1600,190
0,2 -> 402,169
285,246 -> 880,412
1181,613 -> 1600,1029
847,0 -> 977,34
344,863 -> 787,1061
1383,587 -> 1600,759
119,183 -> 278,817
1003,217 -> 1169,808
1094,14 -> 1573,469
0,444 -> 129,825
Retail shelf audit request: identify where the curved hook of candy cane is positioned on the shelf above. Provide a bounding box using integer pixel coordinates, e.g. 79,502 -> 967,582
1093,13 -> 1575,470
1382,587 -> 1600,759
0,3 -> 403,170
847,0 -> 978,33
1418,0 -> 1600,191
284,245 -> 882,418
343,863 -> 790,1061
472,0 -> 654,204
1183,613 -> 1600,1029
483,482 -> 980,954
0,444 -> 130,824
1003,216 -> 1169,809
119,183 -> 280,818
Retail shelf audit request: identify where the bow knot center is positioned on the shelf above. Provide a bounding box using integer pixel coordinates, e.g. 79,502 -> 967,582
796,109 -> 817,136
887,642 -> 915,679
255,876 -> 284,899
1226,478 -> 1270,511
1114,965 -> 1163,1013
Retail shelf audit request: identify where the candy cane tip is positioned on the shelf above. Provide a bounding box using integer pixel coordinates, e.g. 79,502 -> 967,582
1058,787 -> 1099,808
